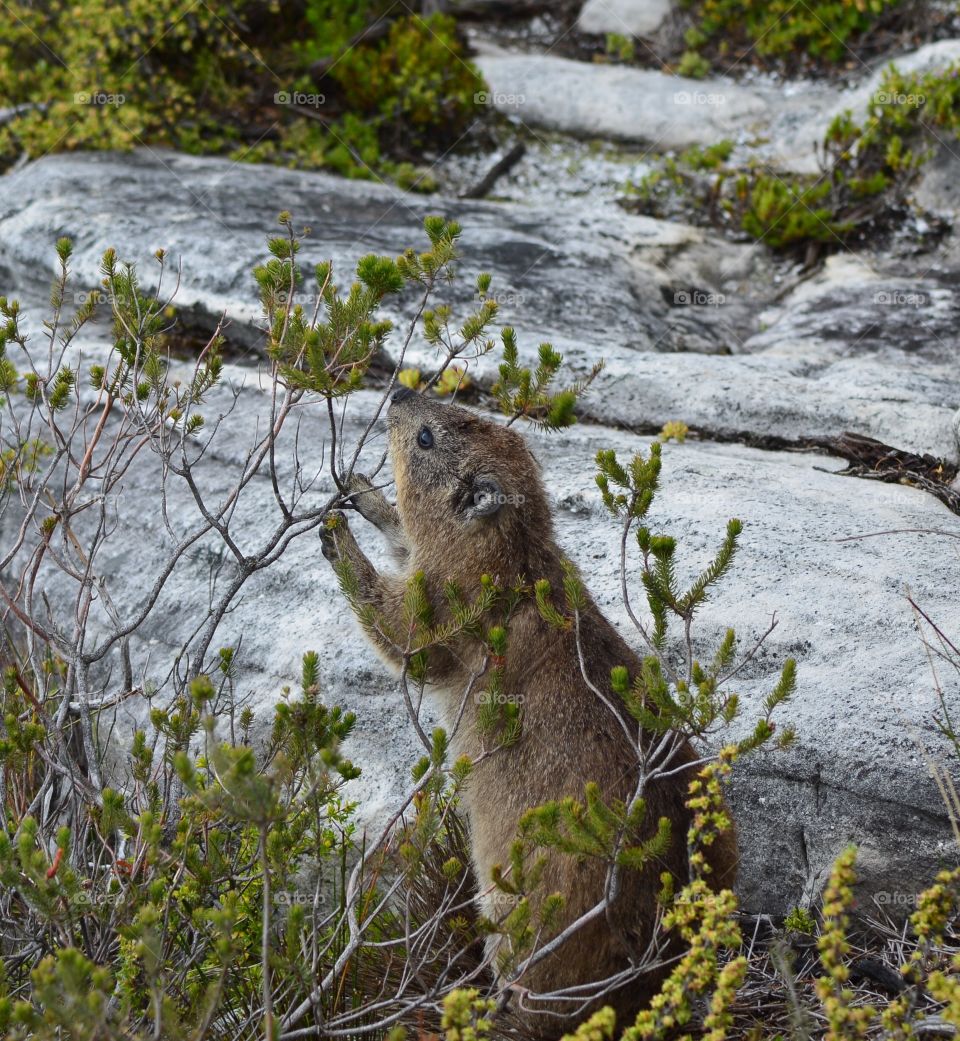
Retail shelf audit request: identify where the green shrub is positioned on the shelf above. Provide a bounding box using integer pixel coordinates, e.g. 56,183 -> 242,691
783,905 -> 816,935
625,63 -> 960,256
738,173 -> 851,250
682,140 -> 734,171
0,0 -> 484,180
606,33 -> 638,63
0,216 -> 601,1038
740,62 -> 960,251
680,0 -> 903,67
828,62 -> 960,192
326,14 -> 483,156
0,653 -> 363,1040
676,50 -> 712,79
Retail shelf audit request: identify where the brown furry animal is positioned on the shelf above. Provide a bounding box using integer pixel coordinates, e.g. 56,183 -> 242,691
320,388 -> 738,1037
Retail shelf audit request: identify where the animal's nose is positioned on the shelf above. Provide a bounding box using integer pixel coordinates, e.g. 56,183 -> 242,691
391,385 -> 415,405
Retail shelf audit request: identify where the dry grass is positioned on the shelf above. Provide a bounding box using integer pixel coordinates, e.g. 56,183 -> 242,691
725,910 -> 960,1040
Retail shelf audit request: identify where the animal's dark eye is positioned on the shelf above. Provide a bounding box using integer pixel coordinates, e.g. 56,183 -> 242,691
417,426 -> 434,449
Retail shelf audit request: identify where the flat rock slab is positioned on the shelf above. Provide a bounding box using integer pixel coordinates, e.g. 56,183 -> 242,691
474,52 -> 772,152
577,0 -> 673,37
473,41 -> 960,177
0,150 -> 712,356
1,151 -> 957,463
2,340 -> 955,915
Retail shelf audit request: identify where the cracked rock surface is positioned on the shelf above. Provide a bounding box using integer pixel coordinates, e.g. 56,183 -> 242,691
0,147 -> 958,914
2,152 -> 957,458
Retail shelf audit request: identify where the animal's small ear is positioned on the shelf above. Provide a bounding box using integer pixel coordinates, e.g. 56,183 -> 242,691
464,476 -> 503,519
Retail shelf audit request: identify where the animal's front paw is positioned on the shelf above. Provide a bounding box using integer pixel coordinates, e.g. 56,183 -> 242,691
346,471 -> 374,501
345,472 -> 379,521
320,510 -> 350,563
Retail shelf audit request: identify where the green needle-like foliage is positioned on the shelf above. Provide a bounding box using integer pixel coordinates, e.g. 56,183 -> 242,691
593,440 -> 797,823
259,222 -> 401,398
492,329 -> 603,430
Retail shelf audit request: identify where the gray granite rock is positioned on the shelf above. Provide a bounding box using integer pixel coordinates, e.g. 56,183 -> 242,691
2,151 -> 956,463
577,0 -> 673,37
913,143 -> 960,219
471,40 -> 960,177
6,352 -> 957,913
473,52 -> 772,151
1,146 -> 959,914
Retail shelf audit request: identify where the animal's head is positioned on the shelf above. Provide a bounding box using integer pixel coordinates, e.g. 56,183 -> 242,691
387,388 -> 554,583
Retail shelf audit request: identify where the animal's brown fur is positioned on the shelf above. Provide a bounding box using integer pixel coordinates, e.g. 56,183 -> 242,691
321,391 -> 739,1038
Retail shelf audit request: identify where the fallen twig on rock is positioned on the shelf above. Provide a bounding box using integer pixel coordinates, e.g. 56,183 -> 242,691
818,432 -> 960,516
460,142 -> 527,199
